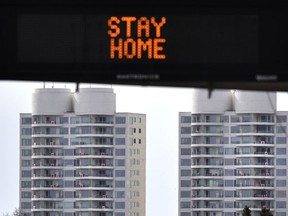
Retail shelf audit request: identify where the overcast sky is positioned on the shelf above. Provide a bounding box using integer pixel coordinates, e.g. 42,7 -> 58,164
0,81 -> 288,215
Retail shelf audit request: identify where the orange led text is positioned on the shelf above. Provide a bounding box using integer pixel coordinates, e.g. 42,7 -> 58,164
108,16 -> 166,60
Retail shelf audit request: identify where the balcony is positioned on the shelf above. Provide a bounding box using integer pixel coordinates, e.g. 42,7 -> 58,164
32,163 -> 64,169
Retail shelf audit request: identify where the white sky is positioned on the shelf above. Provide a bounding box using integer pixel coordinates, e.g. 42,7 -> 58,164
0,81 -> 288,215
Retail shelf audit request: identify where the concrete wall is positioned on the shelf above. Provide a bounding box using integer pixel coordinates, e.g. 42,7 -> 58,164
234,90 -> 276,113
32,87 -> 116,115
191,89 -> 277,114
73,88 -> 116,114
32,88 -> 72,114
191,88 -> 233,113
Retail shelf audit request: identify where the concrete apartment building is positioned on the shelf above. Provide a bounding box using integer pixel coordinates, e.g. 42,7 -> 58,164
179,89 -> 288,216
20,87 -> 146,216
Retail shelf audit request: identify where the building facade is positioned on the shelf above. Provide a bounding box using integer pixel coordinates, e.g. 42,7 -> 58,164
179,89 -> 288,216
20,88 -> 146,216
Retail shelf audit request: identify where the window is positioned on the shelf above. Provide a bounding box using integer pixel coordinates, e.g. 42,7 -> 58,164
70,117 -> 80,124
231,115 -> 240,122
220,115 -> 229,123
231,126 -> 240,133
231,137 -> 240,144
115,181 -> 125,188
238,158 -> 250,165
225,148 -> 234,155
81,115 -> 90,123
22,128 -> 32,135
64,192 -> 74,198
21,138 -> 32,146
277,180 -> 287,187
221,137 -> 229,144
181,170 -> 191,176
181,138 -> 191,145
22,149 -> 31,156
116,117 -> 126,124
116,138 -> 126,145
22,170 -> 31,177
225,180 -> 234,187
241,114 -> 251,122
181,159 -> 191,166
181,127 -> 191,134
225,202 -> 234,208
181,180 -> 191,187
181,202 -> 191,208
225,169 -> 234,176
277,159 -> 287,166
21,192 -> 31,198
277,126 -> 287,133
81,137 -> 91,144
277,115 -> 287,123
21,160 -> 31,167
191,115 -> 200,123
70,128 -> 80,134
181,148 -> 191,155
116,159 -> 125,166
277,148 -> 287,155
276,202 -> 286,208
64,160 -> 74,166
64,180 -> 74,187
242,136 -> 252,144
225,159 -> 234,166
276,169 -> 287,176
225,191 -> 233,197
81,126 -> 90,134
116,170 -> 126,177
277,137 -> 286,144
205,115 -> 219,123
60,117 -> 69,124
206,136 -> 217,144
116,128 -> 126,134
21,181 -> 31,188
60,138 -> 68,145
276,191 -> 287,198
21,202 -> 31,209
241,147 -> 251,154
115,191 -> 125,198
22,117 -> 32,124
63,202 -> 73,209
64,149 -> 74,156
181,191 -> 191,198
60,127 -> 69,134
76,191 -> 89,198
115,202 -> 125,209
192,137 -> 201,144
116,149 -> 126,156
46,127 -> 57,134
181,116 -> 191,123
181,213 -> 191,216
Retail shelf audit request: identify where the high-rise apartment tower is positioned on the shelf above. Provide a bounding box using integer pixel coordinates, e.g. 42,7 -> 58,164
179,89 -> 288,216
20,88 -> 146,216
